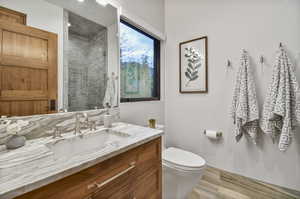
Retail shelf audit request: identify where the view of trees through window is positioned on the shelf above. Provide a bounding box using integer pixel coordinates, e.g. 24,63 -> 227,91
120,20 -> 160,102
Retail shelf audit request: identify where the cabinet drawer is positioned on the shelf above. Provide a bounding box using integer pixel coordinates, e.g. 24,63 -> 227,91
15,147 -> 139,199
78,150 -> 138,197
90,163 -> 136,199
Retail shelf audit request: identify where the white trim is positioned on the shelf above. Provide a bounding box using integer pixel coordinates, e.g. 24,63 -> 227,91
106,0 -> 121,9
106,0 -> 165,40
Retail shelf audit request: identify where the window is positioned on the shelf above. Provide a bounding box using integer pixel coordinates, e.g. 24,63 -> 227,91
120,19 -> 160,102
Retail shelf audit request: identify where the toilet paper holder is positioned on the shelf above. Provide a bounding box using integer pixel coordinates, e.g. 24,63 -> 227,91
203,130 -> 222,138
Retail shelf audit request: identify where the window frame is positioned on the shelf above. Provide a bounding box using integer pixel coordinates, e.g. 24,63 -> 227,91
120,19 -> 161,103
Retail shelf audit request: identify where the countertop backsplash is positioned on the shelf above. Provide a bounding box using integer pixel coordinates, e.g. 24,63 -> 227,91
0,108 -> 120,145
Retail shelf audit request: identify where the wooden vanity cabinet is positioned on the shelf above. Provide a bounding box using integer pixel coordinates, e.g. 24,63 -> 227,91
15,137 -> 162,199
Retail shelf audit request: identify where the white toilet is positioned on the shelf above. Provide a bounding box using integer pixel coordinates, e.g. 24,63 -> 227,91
162,147 -> 206,199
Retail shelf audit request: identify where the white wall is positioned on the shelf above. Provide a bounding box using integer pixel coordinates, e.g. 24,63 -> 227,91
114,0 -> 164,33
115,0 -> 166,126
165,0 -> 300,190
0,0 -> 64,109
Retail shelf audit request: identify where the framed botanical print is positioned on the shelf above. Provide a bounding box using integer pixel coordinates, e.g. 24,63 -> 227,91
179,36 -> 208,93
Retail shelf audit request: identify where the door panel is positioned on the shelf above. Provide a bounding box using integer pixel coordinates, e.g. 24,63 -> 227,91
10,101 -> 48,116
0,100 -> 48,116
2,30 -> 49,69
0,19 -> 57,116
0,6 -> 26,25
1,66 -> 48,94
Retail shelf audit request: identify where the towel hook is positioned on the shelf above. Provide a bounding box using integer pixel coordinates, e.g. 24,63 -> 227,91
259,55 -> 265,73
259,55 -> 264,64
279,42 -> 283,48
226,60 -> 232,68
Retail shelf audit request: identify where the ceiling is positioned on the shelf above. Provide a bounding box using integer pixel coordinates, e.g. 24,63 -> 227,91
68,11 -> 106,39
45,0 -> 117,27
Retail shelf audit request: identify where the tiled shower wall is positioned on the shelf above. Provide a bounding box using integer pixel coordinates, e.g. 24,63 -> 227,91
87,31 -> 107,109
68,30 -> 107,111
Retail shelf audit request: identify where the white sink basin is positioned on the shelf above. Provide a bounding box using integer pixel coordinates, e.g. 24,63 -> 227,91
0,127 -> 132,185
45,128 -> 131,163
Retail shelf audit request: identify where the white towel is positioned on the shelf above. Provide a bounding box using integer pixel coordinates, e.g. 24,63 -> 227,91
103,74 -> 118,108
231,51 -> 259,143
261,47 -> 300,151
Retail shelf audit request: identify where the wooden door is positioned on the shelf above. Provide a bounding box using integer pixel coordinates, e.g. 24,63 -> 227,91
0,6 -> 26,25
0,19 -> 57,116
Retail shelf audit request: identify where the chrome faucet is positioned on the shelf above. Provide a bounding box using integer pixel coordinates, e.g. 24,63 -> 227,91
74,113 -> 89,135
82,113 -> 89,128
88,121 -> 97,131
74,113 -> 83,135
52,126 -> 63,139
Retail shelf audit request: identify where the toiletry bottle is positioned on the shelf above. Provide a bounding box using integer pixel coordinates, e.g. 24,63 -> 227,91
103,105 -> 112,128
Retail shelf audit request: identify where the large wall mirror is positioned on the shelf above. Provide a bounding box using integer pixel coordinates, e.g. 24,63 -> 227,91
0,0 -> 120,117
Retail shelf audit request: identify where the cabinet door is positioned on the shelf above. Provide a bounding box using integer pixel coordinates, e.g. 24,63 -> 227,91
90,162 -> 136,199
134,137 -> 162,199
0,19 -> 57,116
15,146 -> 139,199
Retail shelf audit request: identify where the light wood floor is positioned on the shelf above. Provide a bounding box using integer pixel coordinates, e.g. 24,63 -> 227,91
188,167 -> 300,199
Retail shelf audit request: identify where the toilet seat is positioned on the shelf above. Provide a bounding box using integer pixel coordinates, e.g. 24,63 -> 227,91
162,147 -> 206,172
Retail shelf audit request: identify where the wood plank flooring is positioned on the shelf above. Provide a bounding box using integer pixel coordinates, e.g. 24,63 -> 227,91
188,166 -> 300,199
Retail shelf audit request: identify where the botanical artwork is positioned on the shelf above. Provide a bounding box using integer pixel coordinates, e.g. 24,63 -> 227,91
180,36 -> 208,93
184,47 -> 202,87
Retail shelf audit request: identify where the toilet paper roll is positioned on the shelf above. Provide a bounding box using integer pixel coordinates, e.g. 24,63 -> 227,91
204,130 -> 222,139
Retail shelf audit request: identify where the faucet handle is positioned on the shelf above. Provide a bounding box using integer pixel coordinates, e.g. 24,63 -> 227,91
52,126 -> 63,139
88,121 -> 97,131
59,109 -> 68,113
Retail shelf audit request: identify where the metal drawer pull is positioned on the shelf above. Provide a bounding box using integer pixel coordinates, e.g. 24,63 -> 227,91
88,162 -> 136,190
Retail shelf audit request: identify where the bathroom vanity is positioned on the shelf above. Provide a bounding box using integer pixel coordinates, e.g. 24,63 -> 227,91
0,123 -> 163,199
0,1 -> 163,199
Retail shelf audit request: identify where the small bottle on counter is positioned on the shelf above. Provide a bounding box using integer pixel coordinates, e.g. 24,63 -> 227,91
103,105 -> 113,128
148,119 -> 156,128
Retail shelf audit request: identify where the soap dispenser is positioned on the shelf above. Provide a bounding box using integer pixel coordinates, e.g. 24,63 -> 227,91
103,103 -> 113,128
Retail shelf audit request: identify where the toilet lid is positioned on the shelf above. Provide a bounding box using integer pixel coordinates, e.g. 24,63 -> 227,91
162,147 -> 206,169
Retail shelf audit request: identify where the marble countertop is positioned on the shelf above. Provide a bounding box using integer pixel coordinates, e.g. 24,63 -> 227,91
0,123 -> 163,199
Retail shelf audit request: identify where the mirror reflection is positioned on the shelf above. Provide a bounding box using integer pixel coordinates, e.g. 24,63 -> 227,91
66,12 -> 108,111
0,0 -> 119,117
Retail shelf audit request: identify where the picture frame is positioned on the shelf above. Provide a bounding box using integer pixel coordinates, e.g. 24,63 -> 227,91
179,36 -> 208,93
